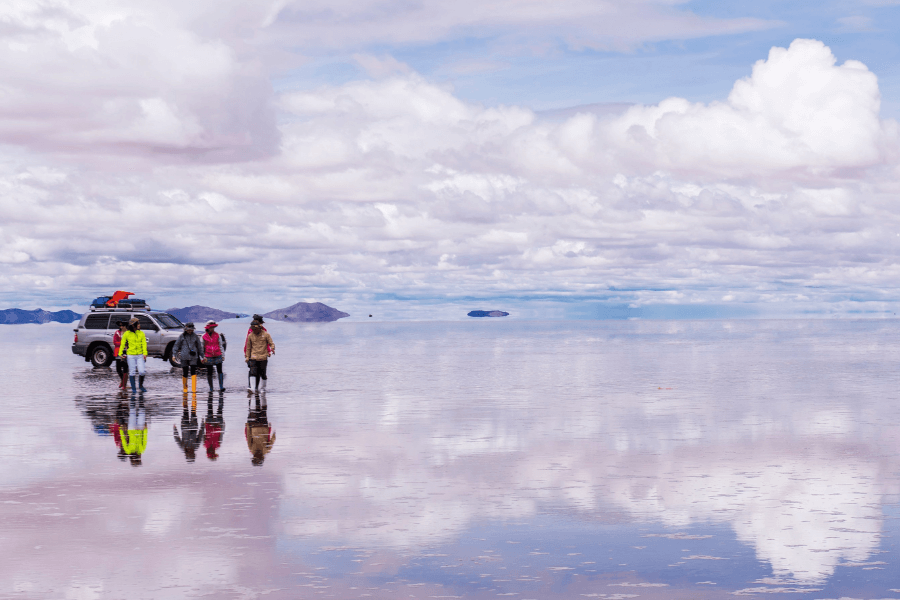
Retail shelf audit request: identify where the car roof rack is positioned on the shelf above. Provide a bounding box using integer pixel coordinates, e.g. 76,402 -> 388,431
89,306 -> 152,312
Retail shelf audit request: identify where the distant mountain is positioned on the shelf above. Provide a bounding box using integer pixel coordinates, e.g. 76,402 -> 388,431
165,306 -> 248,324
0,308 -> 80,324
468,310 -> 509,318
262,302 -> 349,323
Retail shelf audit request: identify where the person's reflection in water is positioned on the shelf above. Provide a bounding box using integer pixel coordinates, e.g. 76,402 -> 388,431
203,391 -> 225,461
119,396 -> 147,466
111,398 -> 129,462
173,393 -> 203,462
245,395 -> 275,466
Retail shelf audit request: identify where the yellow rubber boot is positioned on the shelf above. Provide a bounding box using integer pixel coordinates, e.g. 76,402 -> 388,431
191,374 -> 197,394
182,377 -> 188,393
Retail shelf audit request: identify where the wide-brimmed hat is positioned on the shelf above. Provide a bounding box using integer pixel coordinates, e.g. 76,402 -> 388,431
184,322 -> 195,330
205,320 -> 218,329
128,317 -> 139,325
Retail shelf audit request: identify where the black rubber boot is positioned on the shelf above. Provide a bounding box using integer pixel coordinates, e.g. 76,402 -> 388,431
139,375 -> 147,392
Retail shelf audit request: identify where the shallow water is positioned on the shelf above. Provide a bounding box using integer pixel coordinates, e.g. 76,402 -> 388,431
2,319 -> 900,599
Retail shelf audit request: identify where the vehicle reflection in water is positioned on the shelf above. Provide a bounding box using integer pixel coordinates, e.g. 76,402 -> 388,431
245,394 -> 275,466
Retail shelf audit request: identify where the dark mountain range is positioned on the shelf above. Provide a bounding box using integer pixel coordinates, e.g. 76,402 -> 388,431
165,306 -> 248,323
0,308 -> 80,324
468,310 -> 509,318
262,302 -> 349,323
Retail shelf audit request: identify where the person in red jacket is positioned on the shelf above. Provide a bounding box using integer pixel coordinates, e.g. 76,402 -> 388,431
112,320 -> 128,390
202,321 -> 227,392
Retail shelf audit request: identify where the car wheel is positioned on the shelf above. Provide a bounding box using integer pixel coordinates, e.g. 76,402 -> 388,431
169,354 -> 182,368
90,345 -> 113,368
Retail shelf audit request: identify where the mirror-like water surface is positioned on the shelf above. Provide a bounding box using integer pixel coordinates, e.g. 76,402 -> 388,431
2,319 -> 900,599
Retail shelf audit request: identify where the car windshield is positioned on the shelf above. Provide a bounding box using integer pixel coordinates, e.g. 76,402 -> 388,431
153,313 -> 184,329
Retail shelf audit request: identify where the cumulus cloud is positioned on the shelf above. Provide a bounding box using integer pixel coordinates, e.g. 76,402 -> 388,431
606,39 -> 889,175
0,0 -> 770,161
0,0 -> 280,159
1,32 -> 899,314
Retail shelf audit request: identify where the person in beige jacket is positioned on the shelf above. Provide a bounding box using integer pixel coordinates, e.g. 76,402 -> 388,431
244,320 -> 275,393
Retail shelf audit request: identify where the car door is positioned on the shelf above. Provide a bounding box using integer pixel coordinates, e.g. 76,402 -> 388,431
136,314 -> 161,354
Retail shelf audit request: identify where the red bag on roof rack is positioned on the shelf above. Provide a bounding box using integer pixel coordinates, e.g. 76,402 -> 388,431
90,291 -> 140,309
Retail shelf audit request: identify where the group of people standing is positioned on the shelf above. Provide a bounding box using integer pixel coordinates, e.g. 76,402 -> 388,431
112,315 -> 276,394
171,320 -> 228,393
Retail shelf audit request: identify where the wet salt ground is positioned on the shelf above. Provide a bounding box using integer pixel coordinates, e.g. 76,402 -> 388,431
2,320 -> 900,599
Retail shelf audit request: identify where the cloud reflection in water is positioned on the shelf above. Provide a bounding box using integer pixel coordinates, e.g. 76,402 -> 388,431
1,320 -> 899,597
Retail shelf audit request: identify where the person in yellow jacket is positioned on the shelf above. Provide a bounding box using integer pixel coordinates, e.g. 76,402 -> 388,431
119,317 -> 149,393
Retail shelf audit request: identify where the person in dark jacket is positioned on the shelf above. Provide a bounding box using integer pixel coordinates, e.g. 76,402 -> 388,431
173,322 -> 205,394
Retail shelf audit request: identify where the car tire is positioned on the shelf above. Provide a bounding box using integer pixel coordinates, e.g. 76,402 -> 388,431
90,344 -> 114,368
169,354 -> 182,368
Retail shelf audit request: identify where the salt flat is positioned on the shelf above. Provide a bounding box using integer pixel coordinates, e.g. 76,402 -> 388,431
1,319 -> 899,599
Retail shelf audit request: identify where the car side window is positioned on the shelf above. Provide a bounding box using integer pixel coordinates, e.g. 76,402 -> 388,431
137,315 -> 159,331
84,314 -> 111,329
109,314 -> 132,330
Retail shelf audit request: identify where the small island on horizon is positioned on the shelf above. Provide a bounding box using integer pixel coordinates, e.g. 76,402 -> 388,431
166,306 -> 248,323
468,310 -> 510,318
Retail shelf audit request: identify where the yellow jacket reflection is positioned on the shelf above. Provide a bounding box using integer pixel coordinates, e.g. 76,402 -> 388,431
121,398 -> 148,466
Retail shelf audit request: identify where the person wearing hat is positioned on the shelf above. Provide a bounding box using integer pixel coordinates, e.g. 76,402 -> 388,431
118,317 -> 148,393
243,314 -> 268,353
112,320 -> 129,390
245,319 -> 275,393
173,322 -> 205,394
202,320 -> 227,392
243,314 -> 270,391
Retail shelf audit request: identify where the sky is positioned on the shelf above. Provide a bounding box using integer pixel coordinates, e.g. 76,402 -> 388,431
2,0 -> 900,318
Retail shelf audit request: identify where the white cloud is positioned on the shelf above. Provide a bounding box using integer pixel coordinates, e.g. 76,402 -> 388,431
605,39 -> 888,175
266,0 -> 774,52
1,33 -> 899,314
0,0 -> 279,158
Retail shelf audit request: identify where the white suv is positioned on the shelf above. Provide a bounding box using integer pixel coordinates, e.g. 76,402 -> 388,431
72,307 -> 186,368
